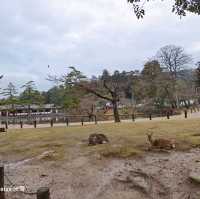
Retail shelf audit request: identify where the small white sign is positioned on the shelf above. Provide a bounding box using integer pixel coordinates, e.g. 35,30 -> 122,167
0,186 -> 25,192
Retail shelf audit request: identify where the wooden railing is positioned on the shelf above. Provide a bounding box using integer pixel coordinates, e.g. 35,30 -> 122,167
0,107 -> 199,129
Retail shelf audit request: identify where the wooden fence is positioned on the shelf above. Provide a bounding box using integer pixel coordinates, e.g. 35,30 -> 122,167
0,108 -> 199,130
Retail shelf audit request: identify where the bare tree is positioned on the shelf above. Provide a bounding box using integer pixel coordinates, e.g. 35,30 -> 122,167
78,70 -> 135,123
157,45 -> 192,79
157,45 -> 192,108
79,95 -> 97,121
48,67 -> 134,123
79,75 -> 122,122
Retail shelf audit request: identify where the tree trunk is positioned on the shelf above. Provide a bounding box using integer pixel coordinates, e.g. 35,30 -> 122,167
188,99 -> 191,107
170,101 -> 176,109
175,91 -> 179,109
112,100 -> 120,123
183,100 -> 189,109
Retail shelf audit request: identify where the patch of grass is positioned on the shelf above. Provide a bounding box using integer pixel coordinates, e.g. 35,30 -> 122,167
99,145 -> 142,158
1,118 -> 200,161
84,143 -> 142,158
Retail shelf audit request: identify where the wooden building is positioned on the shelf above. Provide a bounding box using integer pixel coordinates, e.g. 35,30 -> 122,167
0,104 -> 60,117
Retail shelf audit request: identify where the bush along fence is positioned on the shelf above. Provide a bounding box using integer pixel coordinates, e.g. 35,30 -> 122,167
0,108 -> 199,130
0,164 -> 50,199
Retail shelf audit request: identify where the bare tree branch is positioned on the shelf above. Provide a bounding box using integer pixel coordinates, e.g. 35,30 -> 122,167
78,84 -> 112,101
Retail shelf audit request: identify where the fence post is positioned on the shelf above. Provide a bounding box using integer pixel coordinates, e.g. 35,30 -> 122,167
0,165 -> 5,199
34,120 -> 37,128
132,114 -> 135,122
20,121 -> 23,129
37,187 -> 50,199
94,115 -> 97,125
167,112 -> 170,119
184,110 -> 188,119
81,118 -> 84,126
66,118 -> 69,126
5,122 -> 8,130
149,114 -> 152,120
50,119 -> 53,127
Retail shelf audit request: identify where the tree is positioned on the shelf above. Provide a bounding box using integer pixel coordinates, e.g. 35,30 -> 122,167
157,45 -> 192,79
142,60 -> 162,81
80,69 -> 135,122
1,82 -> 18,114
79,95 -> 97,120
49,67 -> 134,122
43,85 -> 81,113
157,45 -> 192,108
1,82 -> 17,98
84,75 -> 121,122
20,81 -> 44,115
195,62 -> 200,87
42,86 -> 67,105
128,0 -> 200,18
141,60 -> 162,100
47,67 -> 86,113
139,60 -> 177,111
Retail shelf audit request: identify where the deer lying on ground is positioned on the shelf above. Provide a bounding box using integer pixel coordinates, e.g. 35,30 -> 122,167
146,132 -> 175,150
88,133 -> 109,146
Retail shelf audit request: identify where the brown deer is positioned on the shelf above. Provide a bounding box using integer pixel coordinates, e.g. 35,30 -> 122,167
147,132 -> 175,150
88,133 -> 109,146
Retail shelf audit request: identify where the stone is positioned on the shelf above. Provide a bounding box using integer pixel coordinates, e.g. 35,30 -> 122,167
40,174 -> 48,178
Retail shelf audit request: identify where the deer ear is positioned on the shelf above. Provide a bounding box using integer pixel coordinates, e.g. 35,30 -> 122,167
147,132 -> 152,136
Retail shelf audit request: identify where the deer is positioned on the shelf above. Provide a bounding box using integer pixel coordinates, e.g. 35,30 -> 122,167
146,132 -> 175,150
88,133 -> 109,146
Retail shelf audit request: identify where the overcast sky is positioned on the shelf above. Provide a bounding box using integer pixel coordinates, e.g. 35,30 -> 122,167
0,0 -> 200,91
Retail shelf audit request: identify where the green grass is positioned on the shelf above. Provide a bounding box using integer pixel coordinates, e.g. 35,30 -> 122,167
1,118 -> 200,161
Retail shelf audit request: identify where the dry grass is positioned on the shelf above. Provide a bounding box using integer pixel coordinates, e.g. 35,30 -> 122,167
1,118 -> 200,161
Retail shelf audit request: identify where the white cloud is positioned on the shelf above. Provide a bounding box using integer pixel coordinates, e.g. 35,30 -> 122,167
0,0 -> 200,91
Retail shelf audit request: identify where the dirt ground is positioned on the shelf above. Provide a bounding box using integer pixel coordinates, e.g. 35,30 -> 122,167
4,146 -> 200,199
2,113 -> 200,199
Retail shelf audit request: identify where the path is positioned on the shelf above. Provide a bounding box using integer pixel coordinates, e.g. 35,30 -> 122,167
3,111 -> 200,130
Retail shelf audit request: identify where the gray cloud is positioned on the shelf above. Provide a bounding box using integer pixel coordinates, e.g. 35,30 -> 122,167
0,0 -> 199,91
